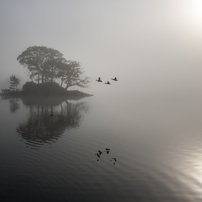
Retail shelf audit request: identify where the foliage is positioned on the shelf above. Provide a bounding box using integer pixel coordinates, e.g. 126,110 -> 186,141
9,98 -> 20,113
59,61 -> 90,89
22,82 -> 67,96
10,75 -> 20,91
17,46 -> 64,84
17,46 -> 90,89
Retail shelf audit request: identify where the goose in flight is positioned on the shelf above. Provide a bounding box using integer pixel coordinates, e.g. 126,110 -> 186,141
104,148 -> 110,154
96,77 -> 102,82
111,77 -> 118,81
105,81 -> 111,85
110,158 -> 117,165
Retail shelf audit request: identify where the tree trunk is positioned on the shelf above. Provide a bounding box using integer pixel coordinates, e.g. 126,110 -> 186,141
42,75 -> 44,84
61,78 -> 64,87
38,72 -> 39,84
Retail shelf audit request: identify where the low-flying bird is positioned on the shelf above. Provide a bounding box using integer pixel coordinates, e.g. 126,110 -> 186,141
95,152 -> 101,161
104,148 -> 110,154
98,150 -> 102,155
111,77 -> 118,81
96,77 -> 102,82
110,158 -> 117,162
105,81 -> 111,85
110,158 -> 117,165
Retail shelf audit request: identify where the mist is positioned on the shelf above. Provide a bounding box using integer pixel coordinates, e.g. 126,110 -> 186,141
2,1 -> 202,201
1,0 -> 202,94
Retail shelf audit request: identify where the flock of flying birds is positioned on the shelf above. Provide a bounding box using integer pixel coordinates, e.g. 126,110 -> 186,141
94,77 -> 119,165
96,77 -> 118,84
95,148 -> 117,165
50,77 -> 118,164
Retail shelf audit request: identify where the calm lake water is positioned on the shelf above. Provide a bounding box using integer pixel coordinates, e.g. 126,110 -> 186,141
1,91 -> 202,201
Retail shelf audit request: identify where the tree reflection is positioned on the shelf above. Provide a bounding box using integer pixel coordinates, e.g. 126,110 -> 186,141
16,98 -> 88,146
1,96 -> 20,114
9,98 -> 20,113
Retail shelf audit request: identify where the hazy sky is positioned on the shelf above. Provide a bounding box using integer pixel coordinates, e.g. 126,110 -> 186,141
1,0 -> 202,94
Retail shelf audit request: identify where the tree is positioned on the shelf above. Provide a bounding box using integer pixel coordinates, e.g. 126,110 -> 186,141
43,58 -> 67,82
59,60 -> 90,89
10,75 -> 20,91
17,46 -> 90,90
17,46 -> 64,84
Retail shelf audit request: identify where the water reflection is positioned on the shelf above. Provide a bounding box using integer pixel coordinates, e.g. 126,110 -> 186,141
1,96 -> 20,113
9,98 -> 20,113
16,97 -> 88,147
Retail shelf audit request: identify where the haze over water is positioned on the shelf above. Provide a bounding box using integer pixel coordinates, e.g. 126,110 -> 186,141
1,0 -> 202,201
1,90 -> 202,201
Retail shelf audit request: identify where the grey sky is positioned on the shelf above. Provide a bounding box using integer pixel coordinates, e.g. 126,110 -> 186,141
1,0 -> 202,94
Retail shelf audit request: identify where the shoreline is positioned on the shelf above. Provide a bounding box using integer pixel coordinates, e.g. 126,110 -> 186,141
0,90 -> 93,100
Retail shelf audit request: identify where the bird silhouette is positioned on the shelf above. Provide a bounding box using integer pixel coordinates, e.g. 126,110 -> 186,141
96,77 -> 102,82
95,152 -> 101,161
105,81 -> 111,85
111,77 -> 118,81
110,158 -> 117,165
103,148 -> 110,154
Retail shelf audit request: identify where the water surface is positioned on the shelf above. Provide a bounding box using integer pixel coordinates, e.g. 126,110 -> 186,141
1,91 -> 202,201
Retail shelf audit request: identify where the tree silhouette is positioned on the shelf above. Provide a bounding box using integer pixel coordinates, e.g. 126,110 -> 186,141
17,46 -> 90,89
17,46 -> 64,84
16,98 -> 89,147
10,75 -> 20,91
59,61 -> 90,89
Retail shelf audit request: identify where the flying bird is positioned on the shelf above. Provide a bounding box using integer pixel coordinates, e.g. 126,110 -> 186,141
110,158 -> 117,165
111,77 -> 118,81
105,81 -> 111,85
104,148 -> 110,154
98,150 -> 102,155
96,77 -> 102,82
95,152 -> 101,161
50,114 -> 53,117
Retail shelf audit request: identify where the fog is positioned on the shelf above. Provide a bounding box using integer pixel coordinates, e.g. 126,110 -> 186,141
1,0 -> 202,94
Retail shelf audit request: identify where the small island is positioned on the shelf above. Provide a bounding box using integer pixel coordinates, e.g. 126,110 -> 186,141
1,81 -> 92,99
1,46 -> 92,100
